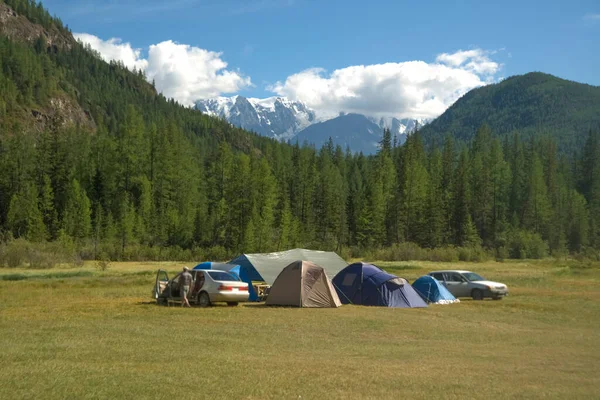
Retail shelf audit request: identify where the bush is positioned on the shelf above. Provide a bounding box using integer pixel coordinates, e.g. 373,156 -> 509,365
95,252 -> 111,271
203,246 -> 229,262
575,247 -> 600,262
376,243 -> 426,261
495,246 -> 509,261
508,230 -> 548,259
0,239 -> 82,268
430,247 -> 460,262
457,246 -> 489,262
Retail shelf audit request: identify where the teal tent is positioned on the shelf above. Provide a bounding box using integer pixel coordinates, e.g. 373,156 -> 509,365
412,275 -> 459,304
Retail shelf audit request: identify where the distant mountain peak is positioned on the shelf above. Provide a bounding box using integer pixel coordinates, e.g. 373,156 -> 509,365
195,95 -> 429,152
196,95 -> 317,140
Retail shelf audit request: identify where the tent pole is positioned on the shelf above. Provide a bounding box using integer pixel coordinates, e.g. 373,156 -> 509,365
332,281 -> 353,304
299,262 -> 303,308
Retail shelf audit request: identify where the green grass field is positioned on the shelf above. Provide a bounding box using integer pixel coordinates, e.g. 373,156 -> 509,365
1,260 -> 599,399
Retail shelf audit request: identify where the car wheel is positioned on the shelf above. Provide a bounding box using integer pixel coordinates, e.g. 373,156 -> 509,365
471,289 -> 484,301
492,296 -> 502,300
227,302 -> 238,307
198,292 -> 211,308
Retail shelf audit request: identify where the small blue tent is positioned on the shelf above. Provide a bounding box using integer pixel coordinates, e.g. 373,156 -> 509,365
412,275 -> 460,304
332,262 -> 427,308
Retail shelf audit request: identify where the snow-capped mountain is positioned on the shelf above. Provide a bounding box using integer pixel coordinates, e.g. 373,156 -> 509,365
195,96 -> 318,141
373,117 -> 428,138
195,96 -> 429,153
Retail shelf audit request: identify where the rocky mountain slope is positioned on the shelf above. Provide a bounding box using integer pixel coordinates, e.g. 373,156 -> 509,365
0,1 -> 96,133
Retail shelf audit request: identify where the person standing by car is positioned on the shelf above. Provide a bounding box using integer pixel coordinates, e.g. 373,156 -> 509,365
180,267 -> 193,307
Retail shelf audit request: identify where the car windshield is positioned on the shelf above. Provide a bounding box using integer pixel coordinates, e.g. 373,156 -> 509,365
463,272 -> 485,281
208,271 -> 239,281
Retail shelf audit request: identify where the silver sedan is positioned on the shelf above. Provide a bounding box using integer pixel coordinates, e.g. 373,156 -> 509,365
428,270 -> 508,300
153,269 -> 249,306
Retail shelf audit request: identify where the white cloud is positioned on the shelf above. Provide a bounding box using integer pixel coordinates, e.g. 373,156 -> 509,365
74,33 -> 148,71
75,34 -> 251,106
583,13 -> 600,22
269,49 -> 502,119
436,49 -> 499,75
145,41 -> 251,105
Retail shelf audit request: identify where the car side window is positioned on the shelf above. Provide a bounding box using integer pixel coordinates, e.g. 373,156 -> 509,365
432,273 -> 445,281
197,272 -> 205,288
449,273 -> 464,282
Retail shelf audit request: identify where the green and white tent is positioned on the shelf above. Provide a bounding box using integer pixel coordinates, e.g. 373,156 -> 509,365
229,248 -> 348,284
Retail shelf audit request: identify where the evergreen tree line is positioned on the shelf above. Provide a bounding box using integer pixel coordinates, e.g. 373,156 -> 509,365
0,0 -> 599,261
1,116 -> 599,260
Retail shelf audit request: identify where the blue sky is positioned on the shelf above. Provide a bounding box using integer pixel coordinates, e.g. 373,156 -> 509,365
41,0 -> 599,118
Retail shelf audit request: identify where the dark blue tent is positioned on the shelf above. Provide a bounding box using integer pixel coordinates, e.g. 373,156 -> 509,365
332,262 -> 427,308
412,275 -> 459,304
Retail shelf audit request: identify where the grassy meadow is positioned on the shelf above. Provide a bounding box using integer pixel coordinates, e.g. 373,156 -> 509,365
0,259 -> 599,399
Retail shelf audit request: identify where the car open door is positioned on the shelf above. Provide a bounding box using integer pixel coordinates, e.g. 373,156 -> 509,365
153,269 -> 169,303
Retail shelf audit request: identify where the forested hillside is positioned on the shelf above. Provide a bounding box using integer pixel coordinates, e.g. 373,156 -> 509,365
1,0 -> 599,264
420,72 -> 600,152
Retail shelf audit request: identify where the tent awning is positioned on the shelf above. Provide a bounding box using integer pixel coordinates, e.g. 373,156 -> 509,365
230,249 -> 347,284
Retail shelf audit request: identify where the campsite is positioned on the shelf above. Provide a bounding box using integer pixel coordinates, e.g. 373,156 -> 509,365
1,258 -> 598,399
1,0 -> 600,399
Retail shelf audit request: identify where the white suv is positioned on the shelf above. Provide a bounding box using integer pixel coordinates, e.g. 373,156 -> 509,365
428,270 -> 508,300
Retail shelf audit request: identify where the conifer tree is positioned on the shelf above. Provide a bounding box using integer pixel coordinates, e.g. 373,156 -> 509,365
453,148 -> 473,246
62,179 -> 91,240
7,182 -> 46,241
523,155 -> 551,238
425,149 -> 445,247
398,131 -> 429,244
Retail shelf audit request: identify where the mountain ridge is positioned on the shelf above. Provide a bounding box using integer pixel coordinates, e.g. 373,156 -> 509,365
419,72 -> 600,150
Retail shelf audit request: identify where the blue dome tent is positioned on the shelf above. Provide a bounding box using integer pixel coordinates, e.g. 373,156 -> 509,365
192,262 -> 231,270
332,262 -> 427,308
412,276 -> 460,304
225,264 -> 268,302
